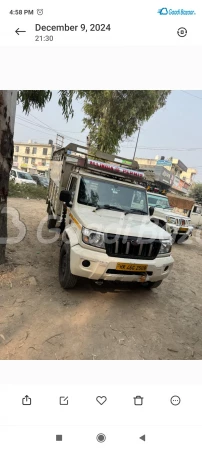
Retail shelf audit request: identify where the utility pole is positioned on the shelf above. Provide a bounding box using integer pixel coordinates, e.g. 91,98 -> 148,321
133,127 -> 141,161
87,135 -> 90,149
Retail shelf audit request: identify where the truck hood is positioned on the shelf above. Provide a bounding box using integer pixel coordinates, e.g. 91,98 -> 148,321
74,205 -> 171,240
155,207 -> 190,220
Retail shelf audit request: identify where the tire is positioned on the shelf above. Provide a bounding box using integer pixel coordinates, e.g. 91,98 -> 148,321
47,215 -> 57,229
59,243 -> 78,289
175,234 -> 189,244
142,280 -> 163,289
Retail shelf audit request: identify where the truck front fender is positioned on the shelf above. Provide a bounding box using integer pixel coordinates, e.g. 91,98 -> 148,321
61,226 -> 79,247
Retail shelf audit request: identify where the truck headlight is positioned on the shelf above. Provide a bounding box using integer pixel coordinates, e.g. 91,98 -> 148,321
82,227 -> 105,249
166,216 -> 177,224
159,239 -> 172,254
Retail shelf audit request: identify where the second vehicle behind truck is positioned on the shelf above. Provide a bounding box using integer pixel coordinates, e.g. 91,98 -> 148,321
147,192 -> 193,243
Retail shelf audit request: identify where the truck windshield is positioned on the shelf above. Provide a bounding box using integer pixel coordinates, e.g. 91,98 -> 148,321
78,176 -> 148,214
147,194 -> 171,209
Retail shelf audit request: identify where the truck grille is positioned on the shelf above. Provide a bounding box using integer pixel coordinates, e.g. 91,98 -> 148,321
179,218 -> 190,226
105,234 -> 161,260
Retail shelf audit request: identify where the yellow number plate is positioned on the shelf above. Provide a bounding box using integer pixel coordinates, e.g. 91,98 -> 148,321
179,227 -> 188,232
116,263 -> 148,272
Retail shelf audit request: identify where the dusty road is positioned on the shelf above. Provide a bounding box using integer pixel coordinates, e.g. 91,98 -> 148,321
0,198 -> 202,360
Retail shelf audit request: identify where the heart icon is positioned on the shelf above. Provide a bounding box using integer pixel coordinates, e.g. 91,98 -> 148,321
96,396 -> 107,405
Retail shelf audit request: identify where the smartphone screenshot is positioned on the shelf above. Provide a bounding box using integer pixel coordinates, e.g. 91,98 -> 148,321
0,1 -> 202,449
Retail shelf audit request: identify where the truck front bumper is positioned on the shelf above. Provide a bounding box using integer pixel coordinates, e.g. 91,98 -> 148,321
166,224 -> 193,237
70,245 -> 174,283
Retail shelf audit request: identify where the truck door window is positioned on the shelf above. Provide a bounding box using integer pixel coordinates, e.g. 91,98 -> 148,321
69,177 -> 77,202
193,206 -> 202,214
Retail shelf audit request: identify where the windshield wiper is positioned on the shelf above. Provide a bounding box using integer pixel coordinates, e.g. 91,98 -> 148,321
94,204 -> 125,212
124,208 -> 147,216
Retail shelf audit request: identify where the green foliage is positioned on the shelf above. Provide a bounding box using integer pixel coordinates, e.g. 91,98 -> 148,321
8,181 -> 47,199
58,90 -> 75,120
18,90 -> 171,154
18,91 -> 52,115
190,183 -> 202,203
79,90 -> 171,153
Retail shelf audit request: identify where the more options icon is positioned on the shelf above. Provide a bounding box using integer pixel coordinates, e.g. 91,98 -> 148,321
170,395 -> 181,406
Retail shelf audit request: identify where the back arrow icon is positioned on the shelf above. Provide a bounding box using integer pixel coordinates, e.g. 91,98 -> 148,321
15,28 -> 26,35
140,435 -> 146,441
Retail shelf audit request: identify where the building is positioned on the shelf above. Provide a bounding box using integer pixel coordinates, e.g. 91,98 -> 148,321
121,155 -> 197,195
133,156 -> 197,194
180,167 -> 197,185
13,140 -> 54,176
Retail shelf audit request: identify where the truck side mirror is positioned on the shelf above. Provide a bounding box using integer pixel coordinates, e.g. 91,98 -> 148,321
60,190 -> 72,206
149,206 -> 154,216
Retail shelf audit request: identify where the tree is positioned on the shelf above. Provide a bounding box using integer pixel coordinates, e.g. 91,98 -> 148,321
0,91 -> 17,264
80,90 -> 171,153
190,183 -> 202,203
0,89 -> 171,264
18,90 -> 171,153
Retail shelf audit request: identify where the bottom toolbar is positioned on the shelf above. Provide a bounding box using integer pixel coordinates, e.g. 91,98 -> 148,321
0,426 -> 201,449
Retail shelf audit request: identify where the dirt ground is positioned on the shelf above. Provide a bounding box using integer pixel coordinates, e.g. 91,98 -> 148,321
0,198 -> 202,360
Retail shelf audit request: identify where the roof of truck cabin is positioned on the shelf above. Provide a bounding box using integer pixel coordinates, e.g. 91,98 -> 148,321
73,168 -> 146,190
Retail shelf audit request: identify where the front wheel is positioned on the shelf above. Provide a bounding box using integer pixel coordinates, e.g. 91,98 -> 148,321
59,243 -> 78,289
175,234 -> 189,244
47,215 -> 57,230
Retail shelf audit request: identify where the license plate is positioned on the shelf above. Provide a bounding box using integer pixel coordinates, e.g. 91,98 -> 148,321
179,227 -> 188,232
116,263 -> 148,272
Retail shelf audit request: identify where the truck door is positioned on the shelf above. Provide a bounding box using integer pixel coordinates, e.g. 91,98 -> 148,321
191,205 -> 202,226
66,176 -> 78,225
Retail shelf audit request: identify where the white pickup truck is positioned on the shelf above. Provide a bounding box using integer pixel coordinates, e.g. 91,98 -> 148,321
147,192 -> 193,243
46,143 -> 174,289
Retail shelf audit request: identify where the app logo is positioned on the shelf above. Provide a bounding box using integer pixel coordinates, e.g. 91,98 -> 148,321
158,8 -> 196,16
158,8 -> 168,15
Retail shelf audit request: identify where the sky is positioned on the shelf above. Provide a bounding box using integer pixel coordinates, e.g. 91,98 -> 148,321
14,90 -> 202,182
